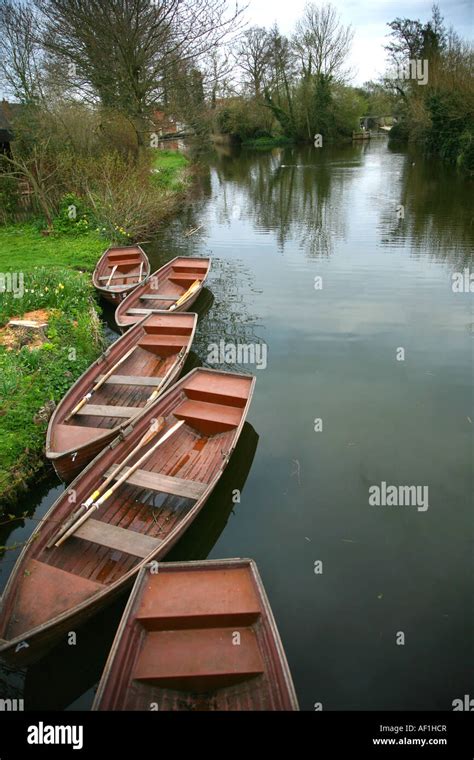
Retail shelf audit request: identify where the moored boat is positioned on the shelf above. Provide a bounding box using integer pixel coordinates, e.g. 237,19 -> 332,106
92,558 -> 299,711
93,245 -> 150,303
115,256 -> 211,331
0,368 -> 255,667
46,312 -> 197,483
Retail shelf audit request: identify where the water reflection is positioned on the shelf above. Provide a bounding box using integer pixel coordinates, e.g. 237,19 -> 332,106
380,144 -> 474,266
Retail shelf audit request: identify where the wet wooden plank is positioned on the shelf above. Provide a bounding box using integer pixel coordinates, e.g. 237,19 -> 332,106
76,404 -> 142,418
105,465 -> 207,500
140,295 -> 176,301
127,308 -> 173,315
75,519 -> 162,558
98,374 -> 164,386
98,274 -> 140,281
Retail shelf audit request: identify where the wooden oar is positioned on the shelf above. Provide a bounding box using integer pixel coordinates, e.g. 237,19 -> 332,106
145,347 -> 186,405
46,418 -> 165,548
184,224 -> 203,237
169,280 -> 201,311
138,261 -> 143,282
65,345 -> 137,421
55,419 -> 185,547
106,265 -> 117,287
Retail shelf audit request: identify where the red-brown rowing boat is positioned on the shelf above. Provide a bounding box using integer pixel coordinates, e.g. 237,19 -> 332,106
115,256 -> 211,331
92,558 -> 299,711
0,368 -> 255,667
93,245 -> 150,303
46,312 -> 197,483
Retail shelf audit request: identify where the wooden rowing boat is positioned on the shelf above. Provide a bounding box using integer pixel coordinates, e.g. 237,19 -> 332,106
0,368 -> 255,667
92,558 -> 299,711
46,312 -> 197,483
115,256 -> 211,331
93,245 -> 150,303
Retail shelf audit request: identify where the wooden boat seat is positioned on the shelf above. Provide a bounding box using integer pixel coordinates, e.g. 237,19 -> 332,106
172,263 -> 209,272
108,252 -> 142,263
127,308 -> 174,316
138,335 -> 187,356
132,627 -> 264,691
144,317 -> 194,335
98,274 -> 142,281
184,373 -> 249,408
169,273 -> 202,285
7,559 -> 102,637
139,294 -> 176,301
53,423 -> 109,450
75,519 -> 162,559
98,374 -> 164,386
174,399 -> 241,434
76,404 -> 142,418
114,259 -> 142,269
135,567 -> 261,630
104,465 -> 207,500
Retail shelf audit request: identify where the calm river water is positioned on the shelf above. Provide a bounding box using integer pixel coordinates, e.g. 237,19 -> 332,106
1,138 -> 472,710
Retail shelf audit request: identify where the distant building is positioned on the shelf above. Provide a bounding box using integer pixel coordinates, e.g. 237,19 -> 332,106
152,110 -> 188,138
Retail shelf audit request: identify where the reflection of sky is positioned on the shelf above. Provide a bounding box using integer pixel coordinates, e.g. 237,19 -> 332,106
245,0 -> 473,85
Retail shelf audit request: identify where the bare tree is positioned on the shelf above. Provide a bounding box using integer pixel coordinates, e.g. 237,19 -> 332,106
292,2 -> 353,81
0,1 -> 44,102
234,27 -> 272,98
203,48 -> 236,108
33,0 -> 245,145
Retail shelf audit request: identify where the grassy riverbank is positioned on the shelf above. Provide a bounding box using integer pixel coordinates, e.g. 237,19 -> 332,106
0,150 -> 189,507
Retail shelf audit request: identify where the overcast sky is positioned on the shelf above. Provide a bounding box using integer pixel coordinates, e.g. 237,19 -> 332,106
244,0 -> 473,85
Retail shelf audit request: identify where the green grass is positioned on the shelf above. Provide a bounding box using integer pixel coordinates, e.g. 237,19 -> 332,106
242,136 -> 295,148
0,293 -> 104,506
0,224 -> 105,272
151,149 -> 189,192
0,236 -> 106,506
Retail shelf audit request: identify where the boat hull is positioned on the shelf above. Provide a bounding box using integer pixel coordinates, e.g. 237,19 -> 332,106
115,256 -> 211,331
93,245 -> 150,303
46,312 -> 197,484
0,369 -> 255,667
93,559 -> 299,711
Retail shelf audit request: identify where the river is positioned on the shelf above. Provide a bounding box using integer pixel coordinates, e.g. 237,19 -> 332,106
1,137 -> 472,710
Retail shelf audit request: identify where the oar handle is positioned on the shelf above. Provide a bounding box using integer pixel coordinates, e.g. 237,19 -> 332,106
65,392 -> 92,421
